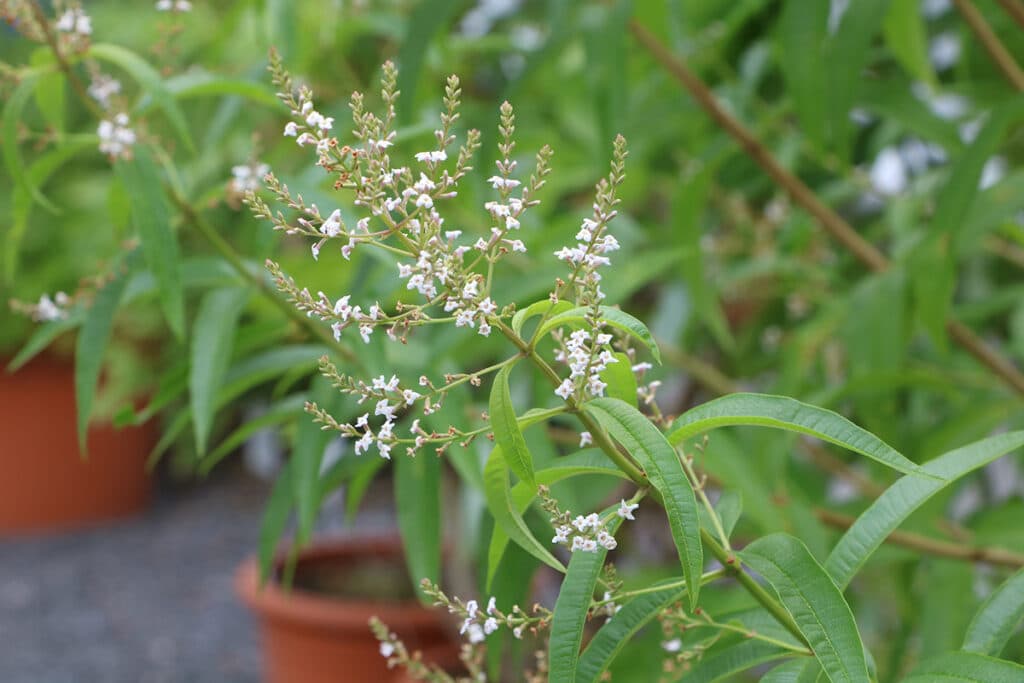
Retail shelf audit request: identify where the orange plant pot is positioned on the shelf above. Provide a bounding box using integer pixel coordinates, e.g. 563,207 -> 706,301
237,538 -> 460,683
0,356 -> 154,535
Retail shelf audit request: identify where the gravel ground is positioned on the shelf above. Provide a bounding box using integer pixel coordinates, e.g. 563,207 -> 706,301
1,474 -> 278,683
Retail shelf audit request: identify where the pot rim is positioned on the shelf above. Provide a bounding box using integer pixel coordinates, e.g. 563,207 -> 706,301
235,535 -> 450,631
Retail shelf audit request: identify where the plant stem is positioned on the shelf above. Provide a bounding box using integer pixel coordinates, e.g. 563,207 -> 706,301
496,320 -> 811,649
598,568 -> 727,604
814,508 -> 1024,568
953,0 -> 1024,91
997,0 -> 1024,28
629,19 -> 1024,399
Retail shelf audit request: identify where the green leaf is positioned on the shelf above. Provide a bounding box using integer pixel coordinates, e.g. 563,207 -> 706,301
161,70 -> 280,108
115,147 -> 185,339
673,163 -> 734,351
33,69 -> 65,133
585,397 -> 703,607
825,431 -> 1024,589
777,0 -> 828,149
489,365 -> 535,488
291,378 -> 339,543
902,651 -> 1024,683
190,288 -> 249,455
680,640 -> 795,683
7,312 -> 83,372
511,299 -> 574,336
396,0 -> 461,123
75,251 -> 137,451
198,393 -> 306,475
258,456 -> 295,582
576,579 -> 687,683
882,0 -> 934,85
698,490 -> 743,542
537,306 -> 661,363
487,450 -> 630,590
396,439 -> 442,602
89,43 -> 194,151
549,511 -> 623,683
963,568 -> 1024,656
668,393 -> 926,477
2,71 -> 60,214
483,445 -> 565,574
741,534 -> 869,683
599,352 -> 637,407
761,660 -> 817,683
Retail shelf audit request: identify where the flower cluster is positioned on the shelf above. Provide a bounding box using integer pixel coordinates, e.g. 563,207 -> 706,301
97,113 -> 136,160
228,161 -> 270,195
55,6 -> 91,38
552,328 -> 618,401
542,488 -> 638,554
15,292 -> 71,322
87,73 -> 121,108
421,581 -> 549,645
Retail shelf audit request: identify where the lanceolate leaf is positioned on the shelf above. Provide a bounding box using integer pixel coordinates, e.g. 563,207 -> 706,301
825,431 -> 1024,589
116,148 -> 185,339
963,568 -> 1024,656
599,351 -> 638,406
679,639 -> 795,683
190,288 -> 249,455
489,365 -> 536,488
75,251 -> 138,451
396,437 -> 442,603
2,70 -> 60,214
741,534 -> 868,683
198,393 -> 306,474
777,0 -> 828,150
548,513 -> 623,683
483,445 -> 565,574
882,0 -> 934,86
511,299 -> 573,336
668,393 -> 926,477
576,579 -> 687,683
902,651 -> 1024,683
258,456 -> 295,583
585,397 -> 703,607
537,306 -> 662,363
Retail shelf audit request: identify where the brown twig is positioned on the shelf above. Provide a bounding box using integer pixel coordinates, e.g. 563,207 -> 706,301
815,508 -> 1024,568
997,0 -> 1024,29
955,0 -> 1024,90
629,19 -> 1024,398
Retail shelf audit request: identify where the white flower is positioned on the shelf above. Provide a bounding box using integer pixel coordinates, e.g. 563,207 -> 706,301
321,209 -> 343,237
283,121 -> 298,137
97,113 -> 136,160
354,431 -> 374,455
597,530 -> 617,550
662,638 -> 682,653
579,431 -> 592,447
466,600 -> 479,618
552,525 -> 571,545
513,626 -> 523,639
87,75 -> 121,107
379,642 -> 394,658
156,0 -> 192,11
402,389 -> 420,405
477,297 -> 497,315
415,194 -> 434,209
483,617 -> 499,635
486,597 -> 497,615
478,321 -> 492,337
55,8 -> 91,35
415,150 -> 447,163
295,132 -> 317,147
359,324 -> 373,343
488,175 -> 520,190
554,379 -> 575,400
617,499 -> 639,520
465,623 -> 485,644
504,239 -> 526,253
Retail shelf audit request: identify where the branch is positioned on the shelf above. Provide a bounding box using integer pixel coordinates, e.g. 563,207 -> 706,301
997,0 -> 1024,29
629,19 -> 1024,398
954,0 -> 1024,91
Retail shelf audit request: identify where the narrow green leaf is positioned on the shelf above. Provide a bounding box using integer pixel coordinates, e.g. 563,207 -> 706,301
198,393 -> 306,475
761,660 -> 817,683
576,579 -> 687,683
396,0 -> 461,123
190,288 -> 248,455
511,299 -> 573,336
549,512 -> 623,683
882,0 -> 934,85
490,365 -> 535,488
75,251 -> 137,451
963,568 -> 1024,656
396,439 -> 442,602
161,71 -> 280,108
599,352 -> 637,407
115,147 -> 185,339
681,640 -> 795,683
291,378 -> 340,543
825,431 -> 1024,589
586,397 -> 703,607
2,71 -> 60,214
33,69 -> 65,133
741,534 -> 869,683
89,43 -> 194,151
668,393 -> 926,477
777,0 -> 828,149
537,306 -> 661,363
902,651 -> 1024,683
483,445 -> 565,574
258,456 -> 295,582
7,311 -> 83,372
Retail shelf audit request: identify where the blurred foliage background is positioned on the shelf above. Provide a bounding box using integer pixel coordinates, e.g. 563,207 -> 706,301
3,0 -> 1024,680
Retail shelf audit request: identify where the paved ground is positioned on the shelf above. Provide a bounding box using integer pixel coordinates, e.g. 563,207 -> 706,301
1,473 -> 278,683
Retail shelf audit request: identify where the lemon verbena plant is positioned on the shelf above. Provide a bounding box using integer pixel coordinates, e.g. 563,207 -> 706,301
248,57 -> 1024,683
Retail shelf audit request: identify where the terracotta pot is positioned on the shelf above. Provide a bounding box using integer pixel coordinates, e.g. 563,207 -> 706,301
0,356 -> 154,535
237,537 -> 460,683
